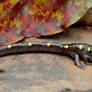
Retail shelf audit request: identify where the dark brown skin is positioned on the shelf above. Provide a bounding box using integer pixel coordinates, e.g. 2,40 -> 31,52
0,42 -> 92,72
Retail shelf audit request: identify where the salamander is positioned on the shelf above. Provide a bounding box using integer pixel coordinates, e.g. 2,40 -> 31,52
0,42 -> 92,69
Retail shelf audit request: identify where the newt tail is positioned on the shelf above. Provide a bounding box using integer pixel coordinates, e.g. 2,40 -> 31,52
0,42 -> 92,70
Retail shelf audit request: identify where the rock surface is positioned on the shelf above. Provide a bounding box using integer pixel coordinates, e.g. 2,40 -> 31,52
0,28 -> 92,92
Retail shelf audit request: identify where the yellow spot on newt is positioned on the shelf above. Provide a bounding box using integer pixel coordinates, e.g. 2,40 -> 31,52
28,43 -> 32,47
8,45 -> 11,49
79,45 -> 83,50
47,43 -> 51,47
87,47 -> 91,52
64,45 -> 69,49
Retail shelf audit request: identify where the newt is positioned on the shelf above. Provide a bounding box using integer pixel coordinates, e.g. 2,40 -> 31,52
0,42 -> 92,71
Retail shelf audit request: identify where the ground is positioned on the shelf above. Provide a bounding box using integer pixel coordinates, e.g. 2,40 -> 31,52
0,27 -> 92,92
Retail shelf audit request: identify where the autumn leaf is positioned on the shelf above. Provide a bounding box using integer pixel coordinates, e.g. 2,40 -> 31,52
0,0 -> 92,45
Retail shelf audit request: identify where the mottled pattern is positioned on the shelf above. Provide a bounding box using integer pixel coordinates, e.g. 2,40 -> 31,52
0,0 -> 92,45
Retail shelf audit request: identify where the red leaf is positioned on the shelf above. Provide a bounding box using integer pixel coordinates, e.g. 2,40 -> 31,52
0,0 -> 91,45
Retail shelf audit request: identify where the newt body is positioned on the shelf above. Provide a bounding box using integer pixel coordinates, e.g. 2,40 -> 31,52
0,42 -> 92,68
